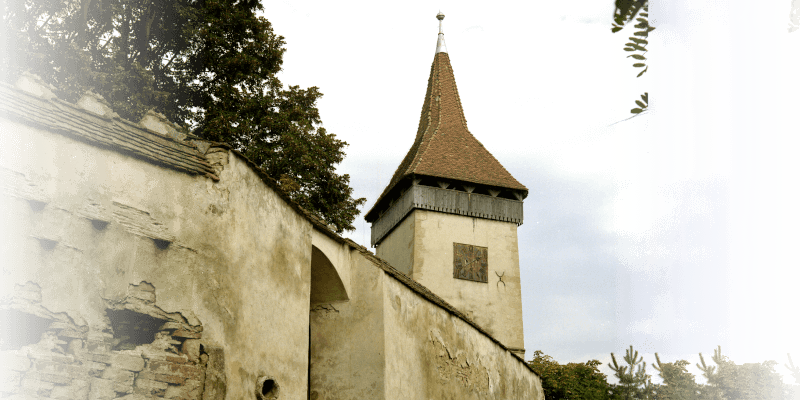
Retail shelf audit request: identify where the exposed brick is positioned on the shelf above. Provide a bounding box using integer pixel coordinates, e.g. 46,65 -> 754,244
164,379 -> 202,400
88,378 -> 115,400
0,369 -> 22,394
171,329 -> 201,339
111,353 -> 145,372
0,352 -> 31,372
155,373 -> 186,385
27,371 -> 72,385
165,355 -> 189,365
147,361 -> 202,381
180,340 -> 201,363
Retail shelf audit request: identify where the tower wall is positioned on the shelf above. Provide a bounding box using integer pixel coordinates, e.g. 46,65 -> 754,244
377,209 -> 525,355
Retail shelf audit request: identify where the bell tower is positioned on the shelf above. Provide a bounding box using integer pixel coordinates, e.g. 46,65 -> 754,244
365,12 -> 528,358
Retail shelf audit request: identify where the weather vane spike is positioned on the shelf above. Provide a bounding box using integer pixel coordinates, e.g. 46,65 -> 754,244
435,11 -> 448,54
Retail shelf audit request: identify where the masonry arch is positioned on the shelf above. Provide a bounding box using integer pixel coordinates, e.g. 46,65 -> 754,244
309,228 -> 352,305
310,245 -> 348,305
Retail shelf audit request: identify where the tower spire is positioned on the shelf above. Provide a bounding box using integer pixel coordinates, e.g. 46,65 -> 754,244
436,11 -> 447,54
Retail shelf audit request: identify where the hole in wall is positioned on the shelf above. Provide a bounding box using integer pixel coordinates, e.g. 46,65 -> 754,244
27,199 -> 46,212
106,309 -> 167,350
152,238 -> 171,250
0,309 -> 52,350
91,219 -> 109,230
255,376 -> 279,400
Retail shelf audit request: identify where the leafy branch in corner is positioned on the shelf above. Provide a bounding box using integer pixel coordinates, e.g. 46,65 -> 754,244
612,0 -> 653,115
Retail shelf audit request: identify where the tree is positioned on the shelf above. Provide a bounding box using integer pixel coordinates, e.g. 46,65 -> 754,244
528,350 -> 617,400
611,0 -> 652,115
653,353 -> 701,400
698,346 -> 792,400
1,0 -> 365,232
609,345 -> 656,399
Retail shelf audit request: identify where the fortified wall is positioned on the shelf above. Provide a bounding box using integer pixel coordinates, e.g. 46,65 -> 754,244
0,74 -> 544,399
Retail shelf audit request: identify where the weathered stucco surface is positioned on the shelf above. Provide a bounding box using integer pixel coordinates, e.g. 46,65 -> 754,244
378,209 -> 525,354
383,275 -> 543,400
1,116 -> 313,399
375,213 -> 414,277
308,251 -> 386,400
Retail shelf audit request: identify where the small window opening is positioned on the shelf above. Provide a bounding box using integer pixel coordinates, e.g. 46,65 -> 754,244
106,309 -> 166,350
0,309 -> 52,350
91,219 -> 109,230
33,237 -> 58,250
27,199 -> 46,212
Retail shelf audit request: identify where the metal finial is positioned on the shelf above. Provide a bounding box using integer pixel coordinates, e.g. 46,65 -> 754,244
435,11 -> 447,53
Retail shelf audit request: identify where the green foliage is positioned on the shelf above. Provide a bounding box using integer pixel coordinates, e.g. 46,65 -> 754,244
1,0 -> 365,232
612,0 -> 652,115
609,345 -> 656,399
653,354 -> 701,400
528,351 -> 617,400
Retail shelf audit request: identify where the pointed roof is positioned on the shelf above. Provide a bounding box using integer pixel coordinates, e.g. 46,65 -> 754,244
367,16 -> 526,218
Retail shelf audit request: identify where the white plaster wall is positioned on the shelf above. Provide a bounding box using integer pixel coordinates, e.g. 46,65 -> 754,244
308,249 -> 385,400
375,213 -> 414,277
382,276 -> 543,399
405,209 -> 525,352
0,118 -> 313,399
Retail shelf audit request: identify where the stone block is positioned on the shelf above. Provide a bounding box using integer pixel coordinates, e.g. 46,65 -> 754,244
89,378 -> 116,400
101,368 -> 134,386
51,383 -> 89,400
0,352 -> 31,372
27,371 -> 72,385
147,360 -> 202,380
111,353 -> 145,372
171,329 -> 201,339
134,378 -> 168,397
33,360 -> 87,378
87,340 -> 112,355
139,371 -> 186,385
0,369 -> 22,394
81,360 -> 109,375
86,352 -> 112,364
180,340 -> 201,363
20,377 -> 54,397
164,379 -> 203,400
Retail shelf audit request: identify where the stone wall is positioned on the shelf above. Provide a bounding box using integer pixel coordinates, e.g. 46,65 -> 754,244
383,276 -> 543,399
0,105 -> 313,399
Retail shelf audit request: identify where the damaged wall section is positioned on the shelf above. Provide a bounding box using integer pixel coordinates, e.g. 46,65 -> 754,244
0,282 -> 226,400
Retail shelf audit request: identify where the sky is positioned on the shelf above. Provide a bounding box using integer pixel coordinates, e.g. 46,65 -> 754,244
259,0 -> 800,384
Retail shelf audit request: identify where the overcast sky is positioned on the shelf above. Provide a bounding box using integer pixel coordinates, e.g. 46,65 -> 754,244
260,0 -> 800,384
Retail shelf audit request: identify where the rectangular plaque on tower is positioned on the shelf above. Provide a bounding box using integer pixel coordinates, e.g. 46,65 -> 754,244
453,243 -> 488,283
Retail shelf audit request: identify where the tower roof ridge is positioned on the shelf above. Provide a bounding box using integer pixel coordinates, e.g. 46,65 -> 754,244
366,15 -> 526,220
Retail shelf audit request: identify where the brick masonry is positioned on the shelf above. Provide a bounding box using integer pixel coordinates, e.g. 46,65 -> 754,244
0,282 -> 226,400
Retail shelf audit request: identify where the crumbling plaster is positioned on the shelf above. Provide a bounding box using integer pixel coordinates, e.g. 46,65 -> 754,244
1,117 -> 314,399
383,276 -> 543,400
378,209 -> 525,354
